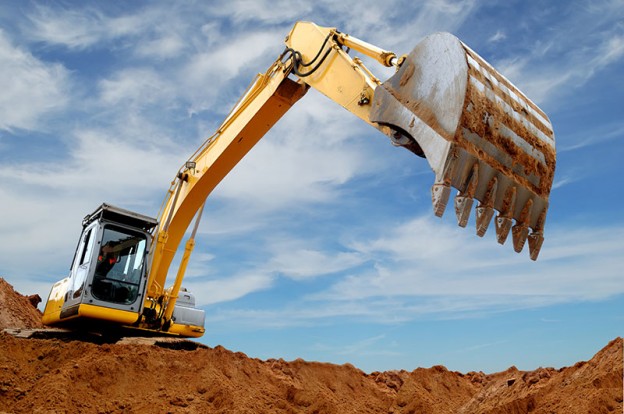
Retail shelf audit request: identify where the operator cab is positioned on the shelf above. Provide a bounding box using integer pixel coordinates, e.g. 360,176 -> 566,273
43,204 -> 158,326
71,204 -> 157,313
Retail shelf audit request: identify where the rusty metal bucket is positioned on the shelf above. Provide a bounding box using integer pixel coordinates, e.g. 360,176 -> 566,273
370,33 -> 556,260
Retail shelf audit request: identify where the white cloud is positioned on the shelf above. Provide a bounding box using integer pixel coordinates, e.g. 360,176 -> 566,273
586,34 -> 624,77
24,3 -> 192,61
25,4 -> 147,49
185,272 -> 275,305
319,219 -> 624,303
215,137 -> 365,208
268,246 -> 365,281
205,0 -> 312,25
552,175 -> 579,190
0,127 -> 186,287
0,129 -> 179,196
26,5 -> 105,49
387,0 -> 477,50
491,4 -> 624,105
0,30 -> 69,131
488,30 -> 506,43
98,68 -> 175,107
134,33 -> 186,60
349,216 -> 472,263
181,236 -> 368,304
558,121 -> 624,152
310,334 -> 402,358
180,29 -> 284,114
205,300 -> 387,328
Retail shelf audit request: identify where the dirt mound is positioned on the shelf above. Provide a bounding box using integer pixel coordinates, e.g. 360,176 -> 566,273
460,338 -> 623,414
0,278 -> 43,330
0,279 -> 621,413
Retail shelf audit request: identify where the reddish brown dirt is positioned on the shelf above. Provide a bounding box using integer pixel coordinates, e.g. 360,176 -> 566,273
0,278 -> 44,330
0,278 -> 621,414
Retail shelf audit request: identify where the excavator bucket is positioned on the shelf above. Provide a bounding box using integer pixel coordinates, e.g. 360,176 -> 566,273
370,33 -> 555,260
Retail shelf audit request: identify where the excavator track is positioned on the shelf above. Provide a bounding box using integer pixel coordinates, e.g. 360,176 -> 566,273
3,328 -> 206,350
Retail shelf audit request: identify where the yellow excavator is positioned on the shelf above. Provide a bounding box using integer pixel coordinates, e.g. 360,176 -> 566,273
41,22 -> 556,338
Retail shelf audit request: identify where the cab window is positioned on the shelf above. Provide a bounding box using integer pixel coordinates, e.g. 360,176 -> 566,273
91,225 -> 146,304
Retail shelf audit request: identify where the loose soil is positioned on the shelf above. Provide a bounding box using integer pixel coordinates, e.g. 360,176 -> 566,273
0,278 -> 44,330
0,278 -> 621,413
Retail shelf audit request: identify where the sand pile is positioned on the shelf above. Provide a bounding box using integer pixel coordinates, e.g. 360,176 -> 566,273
0,278 -> 43,330
0,278 -> 621,413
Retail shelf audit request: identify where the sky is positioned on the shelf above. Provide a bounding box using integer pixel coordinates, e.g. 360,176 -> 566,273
0,0 -> 622,374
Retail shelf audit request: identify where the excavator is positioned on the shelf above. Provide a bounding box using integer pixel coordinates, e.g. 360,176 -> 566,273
39,22 -> 556,339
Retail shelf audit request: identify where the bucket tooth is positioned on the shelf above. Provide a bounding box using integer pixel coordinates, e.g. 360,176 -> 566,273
528,231 -> 544,261
512,224 -> 530,253
432,154 -> 460,218
455,195 -> 474,227
495,216 -> 513,245
511,198 -> 534,253
475,176 -> 498,237
454,163 -> 479,227
432,182 -> 451,217
527,207 -> 547,260
494,186 -> 517,245
476,206 -> 495,237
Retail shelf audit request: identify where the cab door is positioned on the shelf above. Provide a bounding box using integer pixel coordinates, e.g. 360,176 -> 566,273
63,222 -> 98,309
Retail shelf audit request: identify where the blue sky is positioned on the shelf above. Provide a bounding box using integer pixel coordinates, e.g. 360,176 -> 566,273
0,0 -> 622,374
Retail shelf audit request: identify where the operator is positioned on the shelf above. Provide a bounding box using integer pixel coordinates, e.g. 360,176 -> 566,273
95,243 -> 118,277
